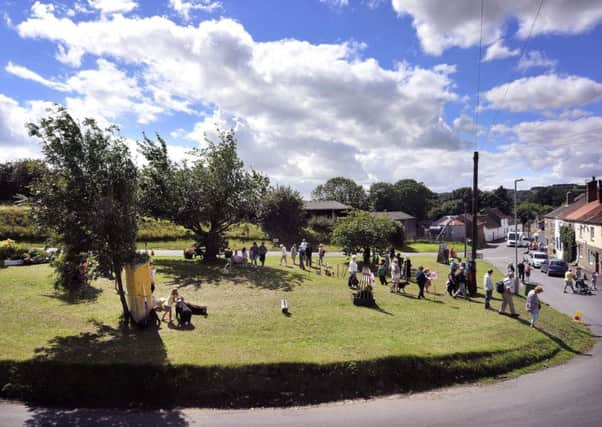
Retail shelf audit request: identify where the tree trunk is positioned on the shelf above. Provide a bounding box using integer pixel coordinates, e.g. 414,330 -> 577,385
363,246 -> 370,266
113,260 -> 130,321
204,230 -> 220,261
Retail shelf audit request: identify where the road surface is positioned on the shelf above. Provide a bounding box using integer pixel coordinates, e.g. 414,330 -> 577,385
2,243 -> 601,426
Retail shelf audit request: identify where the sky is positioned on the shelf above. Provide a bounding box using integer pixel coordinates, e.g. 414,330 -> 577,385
1,0 -> 601,196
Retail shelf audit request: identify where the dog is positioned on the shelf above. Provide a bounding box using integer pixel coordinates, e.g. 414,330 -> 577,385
175,300 -> 192,327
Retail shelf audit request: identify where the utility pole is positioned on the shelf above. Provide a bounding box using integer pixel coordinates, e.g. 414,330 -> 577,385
514,178 -> 524,294
469,151 -> 478,296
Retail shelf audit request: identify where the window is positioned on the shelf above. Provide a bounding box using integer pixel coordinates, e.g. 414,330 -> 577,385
589,250 -> 595,265
591,226 -> 595,242
579,225 -> 583,239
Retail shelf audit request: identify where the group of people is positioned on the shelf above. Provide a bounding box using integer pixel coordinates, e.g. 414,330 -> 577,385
564,267 -> 598,294
224,241 -> 269,270
287,239 -> 327,270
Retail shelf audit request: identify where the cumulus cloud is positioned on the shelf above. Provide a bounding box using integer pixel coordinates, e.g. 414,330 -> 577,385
484,74 -> 602,112
482,40 -> 519,62
5,61 -> 70,91
516,50 -> 557,71
14,8 -> 465,190
391,0 -> 602,55
87,0 -> 137,15
168,0 -> 223,21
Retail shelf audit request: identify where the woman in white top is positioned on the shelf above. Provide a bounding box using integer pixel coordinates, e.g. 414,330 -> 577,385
280,244 -> 287,266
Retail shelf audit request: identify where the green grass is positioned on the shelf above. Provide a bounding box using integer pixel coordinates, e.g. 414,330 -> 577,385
0,257 -> 591,368
401,241 -> 472,253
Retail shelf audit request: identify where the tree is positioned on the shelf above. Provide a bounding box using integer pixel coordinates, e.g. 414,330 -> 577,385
312,177 -> 367,209
139,129 -> 269,260
394,179 -> 434,221
332,210 -> 398,264
259,186 -> 306,243
491,186 -> 512,215
0,159 -> 47,202
560,225 -> 576,263
368,182 -> 401,211
27,106 -> 137,319
516,202 -> 554,227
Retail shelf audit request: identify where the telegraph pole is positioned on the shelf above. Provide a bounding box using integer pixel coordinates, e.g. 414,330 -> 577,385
470,151 -> 479,296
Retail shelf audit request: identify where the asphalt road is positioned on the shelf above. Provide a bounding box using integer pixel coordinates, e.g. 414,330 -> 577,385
2,243 -> 601,426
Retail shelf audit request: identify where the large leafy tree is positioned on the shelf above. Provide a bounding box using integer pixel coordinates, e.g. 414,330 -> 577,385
139,129 -> 269,260
312,177 -> 367,209
516,202 -> 554,226
27,106 -> 137,318
259,186 -> 306,243
332,210 -> 398,264
368,182 -> 401,211
394,179 -> 434,221
0,159 -> 47,202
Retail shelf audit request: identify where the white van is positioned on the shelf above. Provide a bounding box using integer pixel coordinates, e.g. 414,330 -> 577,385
506,231 -> 523,247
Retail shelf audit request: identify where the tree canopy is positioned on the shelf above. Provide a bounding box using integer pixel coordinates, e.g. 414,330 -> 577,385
139,129 -> 269,260
312,177 -> 367,209
27,106 -> 137,318
332,210 -> 399,264
0,159 -> 47,202
259,185 -> 306,243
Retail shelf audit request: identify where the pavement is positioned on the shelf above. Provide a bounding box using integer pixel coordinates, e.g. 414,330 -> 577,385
2,243 -> 601,426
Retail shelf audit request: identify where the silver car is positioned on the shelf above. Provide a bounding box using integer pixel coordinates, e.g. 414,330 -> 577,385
529,251 -> 548,268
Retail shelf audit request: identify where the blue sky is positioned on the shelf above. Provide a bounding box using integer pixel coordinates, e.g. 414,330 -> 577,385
1,0 -> 601,195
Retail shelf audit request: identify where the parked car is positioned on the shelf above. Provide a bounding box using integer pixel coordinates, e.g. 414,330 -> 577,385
540,258 -> 568,276
529,251 -> 548,268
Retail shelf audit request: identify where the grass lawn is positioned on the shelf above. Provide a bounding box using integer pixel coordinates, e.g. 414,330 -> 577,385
0,257 -> 591,368
401,241 -> 472,253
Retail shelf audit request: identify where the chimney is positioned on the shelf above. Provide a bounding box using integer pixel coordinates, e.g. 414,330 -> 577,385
586,176 -> 598,203
565,191 -> 575,206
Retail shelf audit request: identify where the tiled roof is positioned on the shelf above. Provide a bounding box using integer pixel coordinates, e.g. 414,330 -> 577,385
565,201 -> 602,224
543,193 -> 586,219
304,200 -> 351,210
371,211 -> 415,221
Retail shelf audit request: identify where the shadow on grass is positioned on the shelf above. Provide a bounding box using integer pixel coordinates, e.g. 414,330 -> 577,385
42,285 -> 104,305
356,303 -> 394,316
24,407 -> 189,427
32,320 -> 167,365
513,316 -> 592,356
155,259 -> 306,292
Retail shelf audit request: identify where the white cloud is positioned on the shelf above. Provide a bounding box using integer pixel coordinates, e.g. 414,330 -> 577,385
169,0 -> 223,21
453,114 -> 478,134
482,40 -> 519,62
516,50 -> 557,71
484,74 -> 602,112
391,0 -> 602,55
5,61 -> 70,91
87,0 -> 137,15
320,0 -> 350,7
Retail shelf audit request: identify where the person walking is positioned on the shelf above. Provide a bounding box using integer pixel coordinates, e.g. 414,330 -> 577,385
279,244 -> 287,266
318,244 -> 326,266
249,242 -> 258,267
500,274 -> 518,316
483,269 -> 494,309
390,258 -> 401,293
291,243 -> 297,265
507,263 -> 515,277
415,266 -> 427,299
377,259 -> 388,286
525,261 -> 532,283
526,285 -> 544,327
517,261 -> 525,283
453,267 -> 468,299
592,271 -> 599,291
299,239 -> 307,270
348,255 -> 358,288
306,241 -> 313,268
404,257 -> 412,282
258,242 -> 267,267
446,271 -> 457,296
564,269 -> 575,293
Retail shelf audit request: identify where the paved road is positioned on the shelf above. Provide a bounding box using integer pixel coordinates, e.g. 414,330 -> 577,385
2,243 -> 601,426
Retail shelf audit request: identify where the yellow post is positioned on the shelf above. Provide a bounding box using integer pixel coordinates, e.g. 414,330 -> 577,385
124,261 -> 153,323
573,310 -> 583,323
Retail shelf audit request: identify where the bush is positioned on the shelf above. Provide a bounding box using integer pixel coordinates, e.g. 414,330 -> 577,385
306,216 -> 335,244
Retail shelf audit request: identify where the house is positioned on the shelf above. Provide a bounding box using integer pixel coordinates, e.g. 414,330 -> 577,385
303,200 -> 351,219
371,211 -> 417,239
429,214 -> 485,245
543,192 -> 586,260
564,178 -> 602,274
479,207 -> 511,242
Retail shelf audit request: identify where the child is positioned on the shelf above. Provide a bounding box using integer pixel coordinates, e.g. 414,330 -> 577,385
161,289 -> 180,323
360,265 -> 375,290
391,258 -> 401,293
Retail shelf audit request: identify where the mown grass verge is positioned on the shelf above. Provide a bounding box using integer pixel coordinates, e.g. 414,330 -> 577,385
0,257 -> 593,408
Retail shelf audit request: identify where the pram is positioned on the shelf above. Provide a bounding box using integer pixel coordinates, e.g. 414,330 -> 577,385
575,278 -> 593,295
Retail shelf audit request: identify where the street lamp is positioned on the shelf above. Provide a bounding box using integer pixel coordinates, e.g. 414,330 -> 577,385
514,178 -> 524,294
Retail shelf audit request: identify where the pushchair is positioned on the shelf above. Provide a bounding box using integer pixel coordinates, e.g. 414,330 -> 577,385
575,278 -> 593,295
